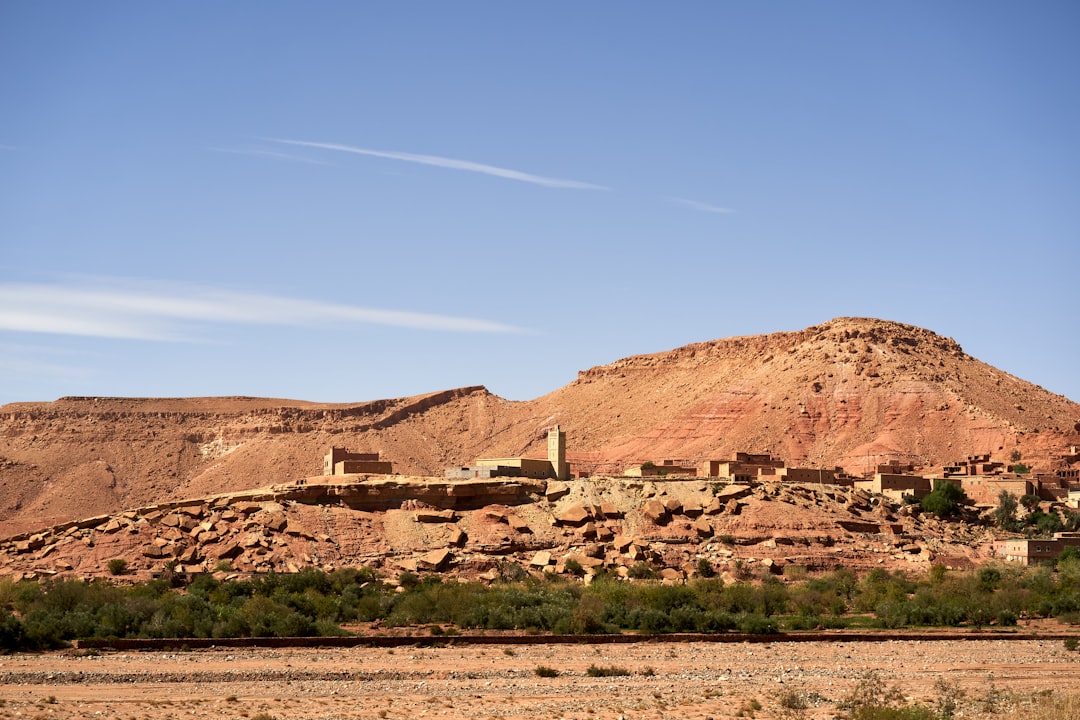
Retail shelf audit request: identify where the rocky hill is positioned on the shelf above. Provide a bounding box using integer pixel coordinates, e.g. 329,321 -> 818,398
516,317 -> 1080,476
1,317 -> 1078,538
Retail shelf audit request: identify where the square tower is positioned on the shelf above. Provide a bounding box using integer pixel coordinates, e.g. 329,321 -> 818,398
547,425 -> 569,481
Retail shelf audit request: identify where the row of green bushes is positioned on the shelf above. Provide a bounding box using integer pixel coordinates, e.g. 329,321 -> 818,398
2,557 -> 1079,652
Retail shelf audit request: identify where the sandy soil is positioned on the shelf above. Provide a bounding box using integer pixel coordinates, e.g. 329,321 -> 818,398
2,636 -> 1079,720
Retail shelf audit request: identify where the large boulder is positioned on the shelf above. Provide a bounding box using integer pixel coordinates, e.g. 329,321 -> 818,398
417,548 -> 453,571
545,482 -> 570,502
555,504 -> 591,526
642,499 -> 670,525
415,509 -> 458,523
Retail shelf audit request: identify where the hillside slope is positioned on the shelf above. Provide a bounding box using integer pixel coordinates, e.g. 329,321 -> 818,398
513,318 -> 1080,475
2,317 -> 1078,536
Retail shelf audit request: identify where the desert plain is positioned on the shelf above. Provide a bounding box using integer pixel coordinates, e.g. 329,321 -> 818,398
4,629 -> 1080,720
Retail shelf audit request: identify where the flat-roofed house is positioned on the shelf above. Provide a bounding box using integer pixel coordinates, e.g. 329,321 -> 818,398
995,533 -> 1080,565
324,447 -> 393,476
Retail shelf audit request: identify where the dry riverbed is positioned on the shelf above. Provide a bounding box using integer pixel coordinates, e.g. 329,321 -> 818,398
2,637 -> 1079,719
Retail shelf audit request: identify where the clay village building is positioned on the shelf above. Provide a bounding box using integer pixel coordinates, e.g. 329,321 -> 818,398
942,454 -> 1006,478
624,460 -> 697,477
700,453 -> 786,482
955,476 -> 1033,507
762,466 -> 848,485
323,448 -> 393,476
924,454 -> 1030,506
1035,473 -> 1074,501
854,472 -> 932,503
621,453 -> 849,485
995,532 -> 1080,566
697,453 -> 850,485
446,425 -> 571,481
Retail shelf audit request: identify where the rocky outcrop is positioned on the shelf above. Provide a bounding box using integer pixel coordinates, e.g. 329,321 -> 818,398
0,475 -> 1006,583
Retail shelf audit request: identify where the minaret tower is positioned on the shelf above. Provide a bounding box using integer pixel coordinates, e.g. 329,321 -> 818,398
547,425 -> 569,480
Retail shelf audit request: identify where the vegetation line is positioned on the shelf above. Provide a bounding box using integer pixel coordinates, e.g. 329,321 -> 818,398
3,557 -> 1079,654
69,630 -> 1076,652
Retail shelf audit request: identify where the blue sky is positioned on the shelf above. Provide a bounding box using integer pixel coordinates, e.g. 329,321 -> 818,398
2,2 -> 1078,404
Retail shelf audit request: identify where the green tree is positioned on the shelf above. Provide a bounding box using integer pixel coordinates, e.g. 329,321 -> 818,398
993,490 -> 1021,532
920,481 -> 966,518
1028,510 -> 1063,536
1065,511 -> 1080,533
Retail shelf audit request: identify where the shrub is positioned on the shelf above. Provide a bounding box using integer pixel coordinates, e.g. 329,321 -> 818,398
932,676 -> 965,719
1037,511 -> 1064,535
586,664 -> 630,677
0,609 -> 26,653
564,559 -> 585,577
534,665 -> 559,677
836,671 -> 939,720
107,559 -> 128,576
496,561 -> 529,583
778,688 -> 809,710
737,613 -> 778,634
977,567 -> 1001,591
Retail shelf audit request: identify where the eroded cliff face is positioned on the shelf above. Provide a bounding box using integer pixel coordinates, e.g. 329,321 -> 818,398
2,318 -> 1078,536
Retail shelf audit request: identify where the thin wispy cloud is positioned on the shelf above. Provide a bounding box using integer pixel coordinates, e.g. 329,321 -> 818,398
0,278 -> 528,341
267,138 -> 608,190
666,197 -> 734,214
0,343 -> 89,378
210,146 -> 332,166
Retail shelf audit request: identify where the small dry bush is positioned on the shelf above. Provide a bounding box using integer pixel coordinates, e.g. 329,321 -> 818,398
995,692 -> 1080,720
837,671 -> 934,720
777,688 -> 809,710
586,664 -> 630,677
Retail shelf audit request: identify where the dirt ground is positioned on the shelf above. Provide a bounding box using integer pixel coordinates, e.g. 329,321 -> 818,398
2,635 -> 1080,720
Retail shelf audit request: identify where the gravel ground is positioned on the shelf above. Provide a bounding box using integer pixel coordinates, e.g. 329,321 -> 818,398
1,638 -> 1078,719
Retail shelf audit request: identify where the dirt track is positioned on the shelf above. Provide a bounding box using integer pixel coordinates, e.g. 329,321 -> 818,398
2,636 -> 1079,720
